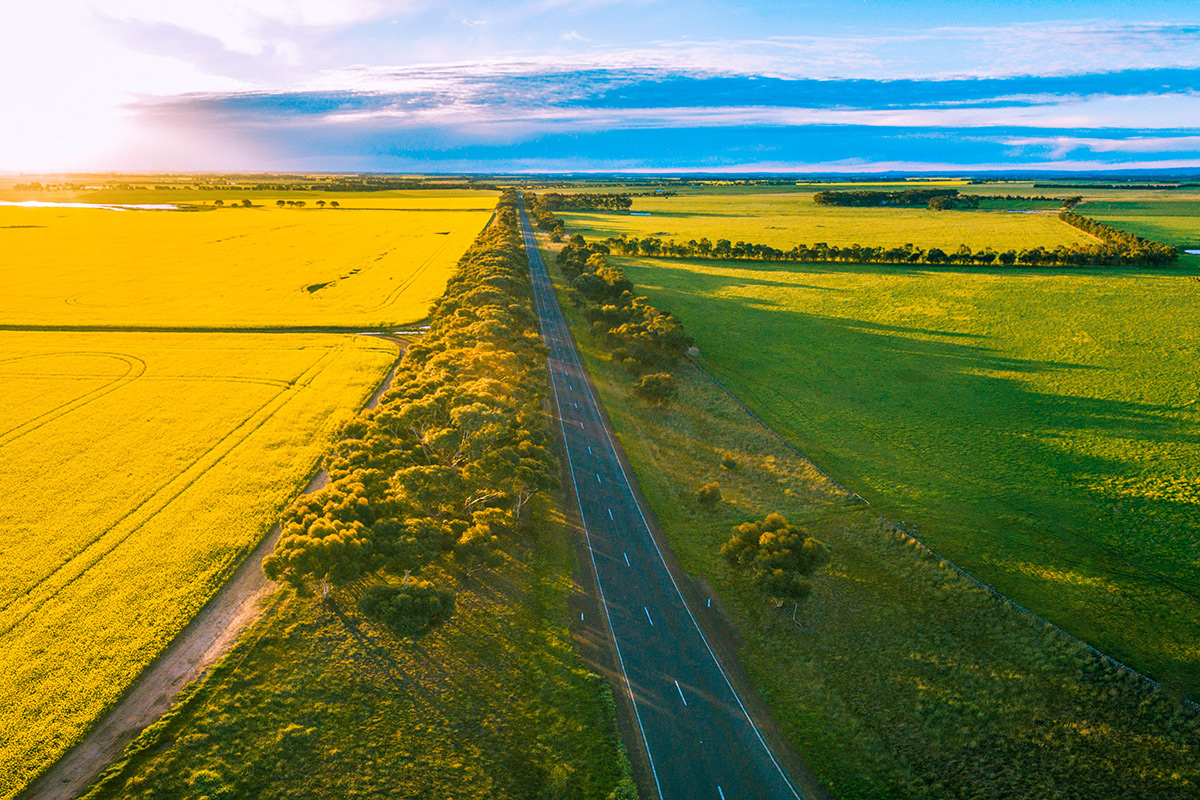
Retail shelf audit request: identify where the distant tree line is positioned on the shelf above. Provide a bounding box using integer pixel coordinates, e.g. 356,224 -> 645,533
1058,211 -> 1179,265
264,190 -> 558,636
1033,183 -> 1200,190
814,188 -> 1081,211
526,192 -> 567,241
535,193 -> 635,212
599,210 -> 1178,268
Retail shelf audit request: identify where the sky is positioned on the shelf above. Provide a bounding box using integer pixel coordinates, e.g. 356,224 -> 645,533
3,0 -> 1200,173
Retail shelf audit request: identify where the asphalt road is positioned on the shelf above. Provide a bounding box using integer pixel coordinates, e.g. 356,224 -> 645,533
519,199 -> 810,800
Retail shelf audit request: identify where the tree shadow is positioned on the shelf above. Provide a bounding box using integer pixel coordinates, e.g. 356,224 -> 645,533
622,259 -> 1200,684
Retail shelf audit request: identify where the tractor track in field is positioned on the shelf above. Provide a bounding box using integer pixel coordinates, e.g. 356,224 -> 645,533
15,336 -> 405,800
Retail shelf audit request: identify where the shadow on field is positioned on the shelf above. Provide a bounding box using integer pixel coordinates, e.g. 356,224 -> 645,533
625,257 -> 1200,690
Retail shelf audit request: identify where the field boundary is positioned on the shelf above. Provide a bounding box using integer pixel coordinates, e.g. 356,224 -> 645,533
686,353 -> 1200,712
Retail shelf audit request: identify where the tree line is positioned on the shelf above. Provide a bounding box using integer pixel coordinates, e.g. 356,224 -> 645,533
599,211 -> 1178,268
263,190 -> 559,636
814,188 -> 1081,211
531,194 -> 832,606
534,193 -> 635,212
555,233 -> 693,375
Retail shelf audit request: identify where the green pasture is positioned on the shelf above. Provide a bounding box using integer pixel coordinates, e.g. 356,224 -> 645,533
541,238 -> 1200,799
1080,199 -> 1200,248
614,254 -> 1200,693
558,191 -> 1095,251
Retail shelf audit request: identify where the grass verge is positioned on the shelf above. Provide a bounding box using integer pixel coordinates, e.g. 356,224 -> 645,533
79,498 -> 635,800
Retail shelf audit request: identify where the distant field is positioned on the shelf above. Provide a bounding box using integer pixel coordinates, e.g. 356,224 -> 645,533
0,193 -> 495,328
558,191 -> 1094,251
1079,199 -> 1200,248
611,254 -> 1200,693
0,331 -> 395,798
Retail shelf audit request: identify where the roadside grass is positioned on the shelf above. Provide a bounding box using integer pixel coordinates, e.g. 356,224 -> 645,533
0,332 -> 395,800
556,190 -> 1094,252
541,238 -> 1200,798
79,501 -> 635,800
0,192 -> 494,328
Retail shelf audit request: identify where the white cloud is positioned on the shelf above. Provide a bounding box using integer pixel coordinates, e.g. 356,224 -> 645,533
1000,135 -> 1200,157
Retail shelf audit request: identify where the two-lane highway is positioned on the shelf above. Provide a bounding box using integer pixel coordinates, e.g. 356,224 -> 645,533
519,198 -> 811,800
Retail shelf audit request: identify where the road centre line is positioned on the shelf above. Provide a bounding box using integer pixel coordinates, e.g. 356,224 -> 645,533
608,508 -> 614,520
644,607 -> 654,626
674,679 -> 688,706
624,551 -> 630,566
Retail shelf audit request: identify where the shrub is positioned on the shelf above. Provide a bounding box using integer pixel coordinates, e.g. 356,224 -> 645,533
697,481 -> 721,509
632,373 -> 678,406
358,581 -> 456,637
720,452 -> 739,471
723,513 -> 829,601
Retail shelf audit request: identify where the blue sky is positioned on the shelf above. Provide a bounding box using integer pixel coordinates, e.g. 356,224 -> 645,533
4,0 -> 1200,172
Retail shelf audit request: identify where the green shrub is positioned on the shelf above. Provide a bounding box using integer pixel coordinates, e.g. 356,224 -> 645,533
358,581 -> 456,637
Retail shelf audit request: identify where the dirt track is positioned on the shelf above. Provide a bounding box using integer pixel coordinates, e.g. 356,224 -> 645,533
18,346 -> 401,800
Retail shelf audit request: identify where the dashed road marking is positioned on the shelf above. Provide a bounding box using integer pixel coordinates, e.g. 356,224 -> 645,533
624,551 -> 630,566
674,679 -> 688,706
644,607 -> 654,626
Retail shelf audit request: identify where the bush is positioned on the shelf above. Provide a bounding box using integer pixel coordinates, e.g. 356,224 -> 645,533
720,452 -> 739,471
723,513 -> 829,601
697,481 -> 721,509
358,581 -> 456,637
632,373 -> 678,406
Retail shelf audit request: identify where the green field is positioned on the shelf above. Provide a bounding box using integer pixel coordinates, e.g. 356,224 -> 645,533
611,254 -> 1200,692
540,235 -> 1200,798
1079,199 -> 1200,248
558,190 -> 1096,252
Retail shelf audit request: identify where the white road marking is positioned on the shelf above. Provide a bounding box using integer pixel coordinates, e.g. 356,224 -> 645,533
718,787 -> 726,800
644,606 -> 654,626
707,598 -> 711,608
624,551 -> 630,566
674,679 -> 688,706
596,473 -> 602,484
588,446 -> 592,454
608,508 -> 614,520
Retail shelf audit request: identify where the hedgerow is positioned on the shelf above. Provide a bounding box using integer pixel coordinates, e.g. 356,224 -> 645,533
265,191 -> 559,633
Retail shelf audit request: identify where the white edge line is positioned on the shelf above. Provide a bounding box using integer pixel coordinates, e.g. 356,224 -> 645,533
591,344 -> 806,800
521,204 -> 666,800
520,201 -> 806,800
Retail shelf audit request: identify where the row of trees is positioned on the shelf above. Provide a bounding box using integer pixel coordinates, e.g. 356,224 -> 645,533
263,191 -> 559,636
815,188 -> 1081,211
599,217 -> 1179,268
1059,211 -> 1179,265
557,234 -> 693,373
530,199 -> 831,607
534,193 -> 635,212
813,188 -> 963,208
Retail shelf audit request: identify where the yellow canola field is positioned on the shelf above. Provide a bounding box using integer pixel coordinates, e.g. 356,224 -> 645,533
0,196 -> 494,328
0,331 -> 396,797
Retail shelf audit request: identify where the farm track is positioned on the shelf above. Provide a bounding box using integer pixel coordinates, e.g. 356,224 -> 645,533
15,336 -> 404,800
0,353 -> 146,446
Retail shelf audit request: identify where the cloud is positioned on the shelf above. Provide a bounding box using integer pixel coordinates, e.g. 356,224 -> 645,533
1000,135 -> 1200,157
